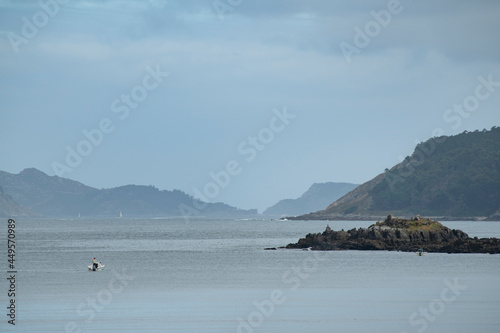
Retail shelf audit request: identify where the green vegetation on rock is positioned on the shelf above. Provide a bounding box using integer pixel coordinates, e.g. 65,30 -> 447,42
373,215 -> 446,232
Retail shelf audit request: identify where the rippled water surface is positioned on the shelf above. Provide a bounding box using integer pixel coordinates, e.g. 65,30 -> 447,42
2,218 -> 500,332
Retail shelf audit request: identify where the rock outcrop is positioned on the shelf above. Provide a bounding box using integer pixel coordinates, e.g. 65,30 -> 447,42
286,215 -> 500,254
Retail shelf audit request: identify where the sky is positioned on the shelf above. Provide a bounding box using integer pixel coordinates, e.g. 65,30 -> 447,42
0,0 -> 499,212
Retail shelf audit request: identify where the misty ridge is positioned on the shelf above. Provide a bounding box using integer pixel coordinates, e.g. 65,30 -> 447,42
1,127 -> 499,220
0,167 -> 355,219
0,168 -> 257,218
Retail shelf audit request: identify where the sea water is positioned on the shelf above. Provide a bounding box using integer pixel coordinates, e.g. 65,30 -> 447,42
2,218 -> 500,332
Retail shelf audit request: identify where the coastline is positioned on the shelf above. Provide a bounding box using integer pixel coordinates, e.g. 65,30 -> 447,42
285,214 -> 500,222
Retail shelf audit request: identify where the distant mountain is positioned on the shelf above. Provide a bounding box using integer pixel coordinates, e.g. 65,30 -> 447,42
293,127 -> 500,221
0,168 -> 257,218
0,168 -> 98,217
263,182 -> 358,217
0,185 -> 33,217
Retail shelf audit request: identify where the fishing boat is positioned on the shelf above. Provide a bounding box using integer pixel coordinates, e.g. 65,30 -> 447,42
88,261 -> 105,271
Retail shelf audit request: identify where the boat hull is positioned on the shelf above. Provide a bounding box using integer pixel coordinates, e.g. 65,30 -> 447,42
88,262 -> 105,271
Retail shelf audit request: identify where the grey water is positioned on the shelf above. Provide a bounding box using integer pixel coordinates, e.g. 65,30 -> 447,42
2,218 -> 500,332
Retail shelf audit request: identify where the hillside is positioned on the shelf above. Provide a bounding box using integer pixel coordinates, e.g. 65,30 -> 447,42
262,182 -> 358,217
0,168 -> 258,218
0,185 -> 33,217
293,127 -> 500,220
0,168 -> 99,217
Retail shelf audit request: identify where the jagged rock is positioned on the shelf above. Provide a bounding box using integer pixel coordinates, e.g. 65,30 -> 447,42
286,215 -> 500,254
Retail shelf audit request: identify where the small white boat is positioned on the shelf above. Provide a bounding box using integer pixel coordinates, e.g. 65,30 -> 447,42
88,261 -> 105,271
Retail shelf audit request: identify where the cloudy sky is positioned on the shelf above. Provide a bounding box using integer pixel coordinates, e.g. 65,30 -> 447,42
1,0 -> 499,212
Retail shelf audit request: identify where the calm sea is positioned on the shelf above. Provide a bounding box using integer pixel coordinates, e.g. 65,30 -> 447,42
2,218 -> 500,332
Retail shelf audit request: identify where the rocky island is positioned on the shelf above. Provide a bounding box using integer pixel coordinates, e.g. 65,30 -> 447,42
286,215 -> 500,254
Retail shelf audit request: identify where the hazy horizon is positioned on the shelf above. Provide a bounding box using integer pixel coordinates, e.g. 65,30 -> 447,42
1,0 -> 499,211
